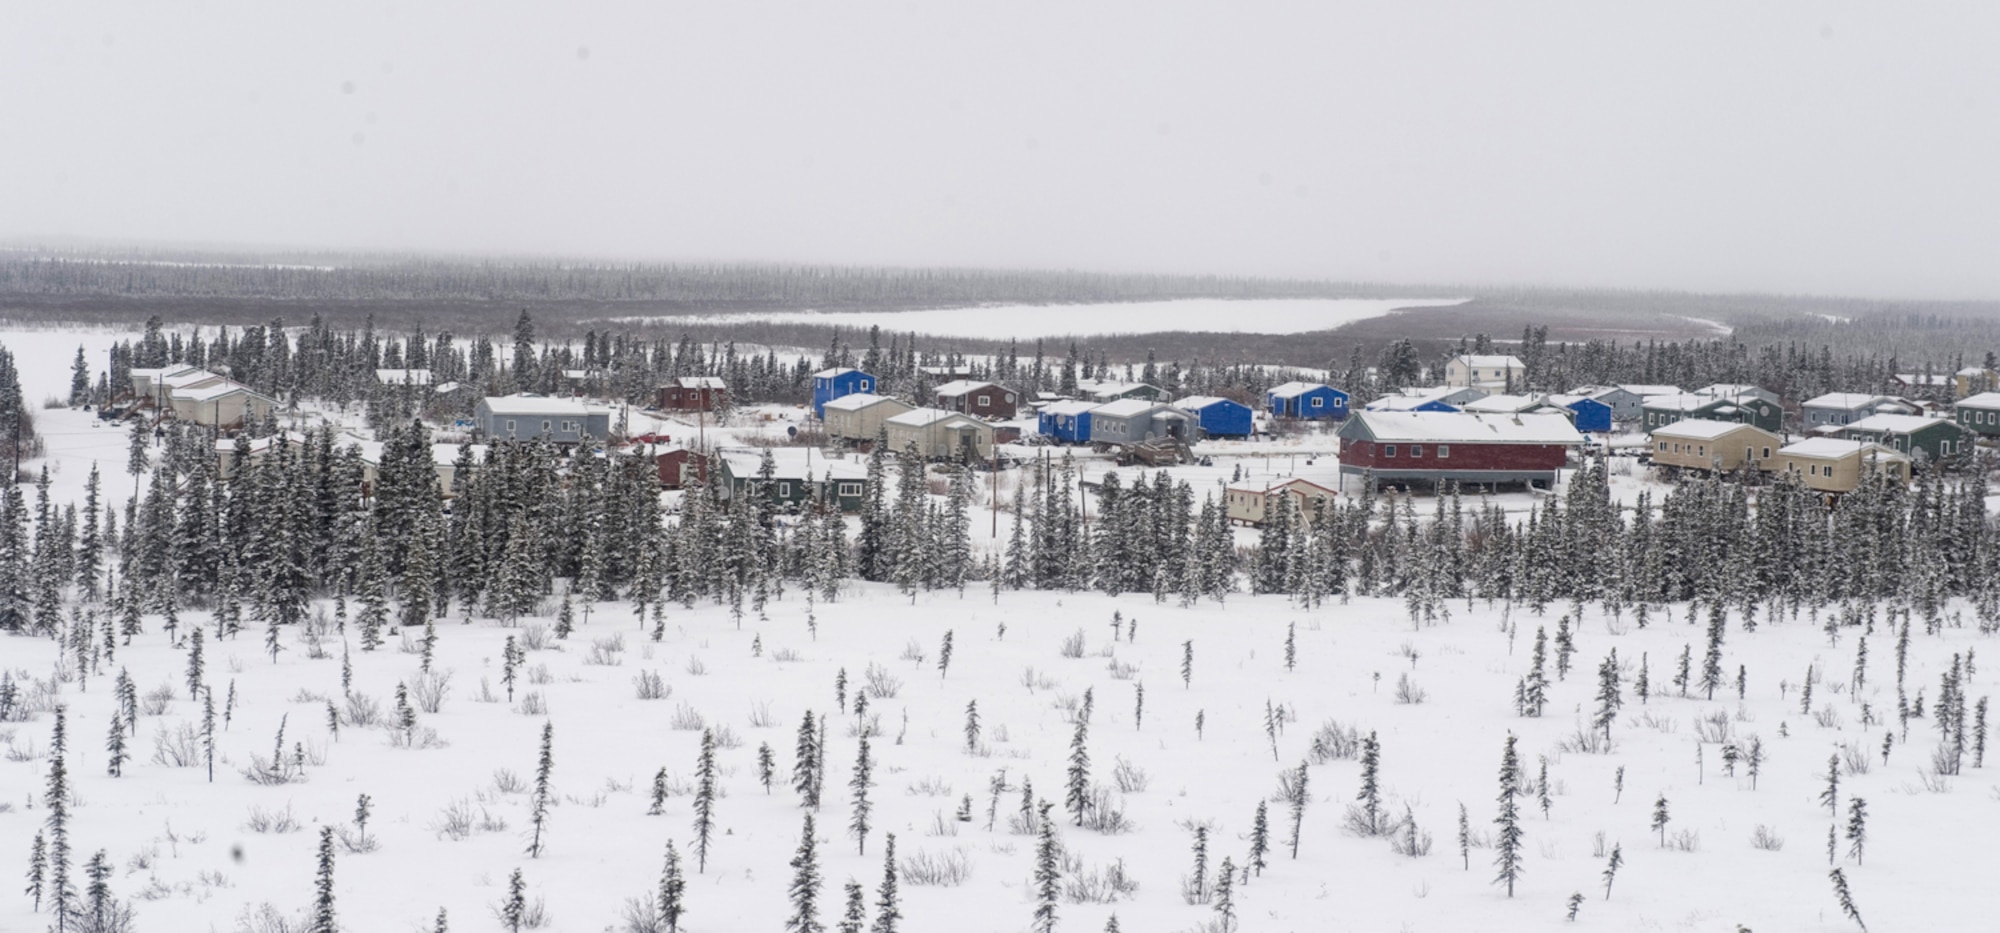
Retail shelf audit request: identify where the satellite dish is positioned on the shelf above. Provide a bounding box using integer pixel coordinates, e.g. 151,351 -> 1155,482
787,426 -> 798,438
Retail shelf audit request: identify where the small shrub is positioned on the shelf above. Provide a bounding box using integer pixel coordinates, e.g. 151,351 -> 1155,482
712,724 -> 744,750
408,670 -> 453,714
1669,829 -> 1700,852
1081,785 -> 1132,834
1840,741 -> 1871,776
1018,667 -> 1058,693
905,776 -> 954,797
1394,672 -> 1427,705
748,702 -> 778,728
1059,629 -> 1086,660
150,723 -> 203,767
526,665 -> 554,686
141,684 -> 176,716
1060,854 -> 1138,905
899,639 -> 926,665
900,847 -> 973,886
585,635 -> 626,666
684,655 -> 708,677
1751,825 -> 1785,851
864,663 -> 903,699
1105,659 -> 1139,680
1695,710 -> 1733,743
519,623 -> 552,652
518,692 -> 549,716
1112,757 -> 1150,794
1308,720 -> 1362,763
342,692 -> 383,727
244,804 -> 301,834
494,768 -> 528,793
769,647 -> 805,663
669,702 -> 706,731
634,671 -> 670,700
1813,705 -> 1844,729
927,810 -> 960,837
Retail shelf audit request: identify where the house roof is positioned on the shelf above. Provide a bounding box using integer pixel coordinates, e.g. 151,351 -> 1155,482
1844,414 -> 1951,434
674,376 -> 727,389
174,380 -> 274,404
1614,384 -> 1682,397
1897,373 -> 1953,386
1175,395 -> 1246,411
480,394 -> 591,416
1078,380 -> 1157,400
1803,393 -> 1890,409
1452,355 -> 1524,367
1343,411 -> 1585,445
719,449 -> 866,482
1041,400 -> 1099,417
1225,477 -> 1340,497
1461,394 -> 1547,414
1365,395 -> 1457,412
1650,419 -> 1771,441
1780,438 -> 1910,462
821,393 -> 908,414
1959,367 -> 1992,376
886,407 -> 984,429
1091,398 -> 1184,419
1641,394 -> 1714,412
813,367 -> 866,379
933,379 -> 1000,398
1267,381 -> 1331,399
1958,391 -> 2000,410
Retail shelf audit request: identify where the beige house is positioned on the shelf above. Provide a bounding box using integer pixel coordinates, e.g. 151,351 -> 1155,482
170,380 -> 279,428
1445,354 -> 1525,390
821,393 -> 915,443
883,407 -> 995,461
1648,419 -> 1782,472
1224,477 -> 1339,526
1772,438 -> 1910,493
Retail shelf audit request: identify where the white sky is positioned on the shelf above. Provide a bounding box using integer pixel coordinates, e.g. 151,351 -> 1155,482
3,2 -> 1997,299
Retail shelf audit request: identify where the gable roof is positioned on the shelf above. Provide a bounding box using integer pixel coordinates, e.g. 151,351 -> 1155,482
718,449 -> 867,483
933,379 -> 1001,398
1803,392 -> 1891,409
886,407 -> 983,429
821,393 -> 907,414
1641,394 -> 1713,412
1342,411 -> 1585,445
813,367 -> 866,379
1844,414 -> 1952,434
1092,398 -> 1184,419
1780,438 -> 1910,461
1268,381 -> 1332,399
674,376 -> 727,389
1461,394 -> 1548,414
1958,391 -> 2000,410
1175,395 -> 1246,411
1451,354 -> 1524,368
1040,400 -> 1099,417
480,394 -> 590,416
1650,419 -> 1772,441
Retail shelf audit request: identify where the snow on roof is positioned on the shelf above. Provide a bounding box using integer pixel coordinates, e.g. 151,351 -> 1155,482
719,449 -> 866,481
1959,392 -> 2000,409
1897,373 -> 1952,385
1959,366 -> 1992,376
1349,411 -> 1584,445
813,367 -> 864,379
1366,395 -> 1454,412
1091,398 -> 1181,418
1649,419 -> 1768,441
1175,395 -> 1242,410
1642,394 -> 1713,412
131,364 -> 201,379
1267,381 -> 1329,399
675,376 -> 727,389
886,407 -> 978,428
1080,381 -> 1155,400
932,379 -> 998,397
1780,438 -> 1909,461
1614,384 -> 1682,397
480,394 -> 590,416
174,380 -> 271,403
1698,384 -> 1767,398
1461,394 -> 1545,413
1803,393 -> 1887,409
1844,414 -> 1950,434
820,392 -> 905,413
1452,354 -> 1523,367
1226,476 -> 1340,496
1041,400 -> 1099,416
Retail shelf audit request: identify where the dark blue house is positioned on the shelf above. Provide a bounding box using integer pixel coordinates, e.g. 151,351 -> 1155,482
1550,394 -> 1614,433
1037,400 -> 1097,444
812,367 -> 877,418
1176,396 -> 1254,438
1267,382 -> 1350,420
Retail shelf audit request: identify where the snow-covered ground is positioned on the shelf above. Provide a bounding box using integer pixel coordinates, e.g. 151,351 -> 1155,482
601,298 -> 1469,340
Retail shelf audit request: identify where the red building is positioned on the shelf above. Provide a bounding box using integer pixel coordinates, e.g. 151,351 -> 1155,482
1336,411 -> 1585,490
654,446 -> 709,489
934,380 -> 1018,420
657,377 -> 729,413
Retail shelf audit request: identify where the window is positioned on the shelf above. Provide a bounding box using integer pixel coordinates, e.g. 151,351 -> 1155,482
1311,397 -> 1324,408
542,420 -> 552,433
1658,441 -> 1667,452
1763,447 -> 1772,459
838,482 -> 862,497
976,395 -> 989,406
1384,445 -> 1397,457
1411,445 -> 1423,458
778,481 -> 792,498
859,380 -> 871,391
505,419 -> 517,433
1437,445 -> 1449,458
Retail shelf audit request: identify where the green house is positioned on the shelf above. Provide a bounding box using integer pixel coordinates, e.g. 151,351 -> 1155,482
1954,392 -> 2000,439
718,449 -> 869,513
1639,393 -> 1783,434
1837,414 -> 1974,465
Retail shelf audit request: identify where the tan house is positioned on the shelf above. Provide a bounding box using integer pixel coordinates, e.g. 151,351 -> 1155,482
883,407 -> 995,461
1771,438 -> 1911,493
1445,355 -> 1526,390
170,380 -> 280,428
1648,419 -> 1782,473
821,393 -> 915,443
1224,477 -> 1340,526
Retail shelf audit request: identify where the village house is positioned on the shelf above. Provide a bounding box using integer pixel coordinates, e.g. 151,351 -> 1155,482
820,393 -> 914,444
1176,396 -> 1255,438
1696,384 -> 1781,406
656,376 -> 730,413
1037,400 -> 1098,444
1265,382 -> 1350,420
1365,385 -> 1486,414
1836,414 -> 1973,464
1224,477 -> 1340,526
1335,411 -> 1585,491
474,394 -> 611,444
932,380 -> 1018,420
1647,420 -> 1782,473
884,407 -> 996,461
1800,393 -> 1918,429
811,367 -> 877,417
1956,367 -> 1998,399
1084,399 -> 1197,446
1565,386 -> 1643,423
1952,391 -> 2000,439
1444,354 -> 1526,390
1772,438 -> 1911,493
171,379 -> 280,429
1542,394 -> 1614,433
716,449 -> 869,512
1638,392 -> 1784,434
1076,379 -> 1164,403
1892,372 -> 1954,399
649,444 -> 708,489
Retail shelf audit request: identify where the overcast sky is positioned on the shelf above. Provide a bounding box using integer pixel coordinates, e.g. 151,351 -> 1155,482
4,2 -> 1997,299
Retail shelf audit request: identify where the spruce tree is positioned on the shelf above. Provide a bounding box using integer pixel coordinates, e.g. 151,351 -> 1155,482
1828,867 -> 1866,931
849,734 -> 874,855
1285,760 -> 1309,859
1212,856 -> 1236,933
649,768 -> 669,816
1181,639 -> 1193,689
1357,731 -> 1382,835
26,830 -> 45,912
1032,801 -> 1060,933
786,813 -> 824,933
1494,734 -> 1524,897
660,841 -> 686,933
871,833 -> 900,933
1457,802 -> 1470,870
528,722 -> 554,858
1601,844 -> 1622,900
1820,752 -> 1840,815
795,710 -> 822,810
964,700 -> 980,753
695,728 -> 719,871
838,880 -> 867,933
1846,797 -> 1868,865
1248,801 -> 1269,879
937,630 -> 953,680
1066,707 -> 1091,827
758,743 -> 776,794
1650,795 -> 1670,847
105,710 -> 126,777
500,868 -> 527,933
311,825 -> 338,933
44,707 -> 75,926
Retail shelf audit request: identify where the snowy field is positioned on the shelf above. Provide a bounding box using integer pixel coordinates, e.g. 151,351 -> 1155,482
2,585 -> 1992,932
602,298 -> 1468,340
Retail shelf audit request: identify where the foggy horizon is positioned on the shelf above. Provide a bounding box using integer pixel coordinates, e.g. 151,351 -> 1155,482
7,2 -> 1999,302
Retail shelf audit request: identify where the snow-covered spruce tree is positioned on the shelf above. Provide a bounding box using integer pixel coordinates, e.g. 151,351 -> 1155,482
105,708 -> 126,777
501,635 -> 521,701
849,734 -> 874,855
1673,645 -> 1691,698
1133,682 -> 1144,731
1457,802 -> 1470,870
695,727 -> 719,871
1650,795 -> 1669,847
528,721 -> 554,858
185,626 -> 205,700
1356,731 -> 1382,835
1248,801 -> 1269,880
1699,608 -> 1725,700
1065,706 -> 1090,827
937,630 -> 953,680
499,868 -> 527,933
795,710 -> 823,810
1601,843 -> 1622,900
759,743 -> 776,794
1213,856 -> 1236,933
1188,825 -> 1209,904
787,812 -> 824,933
1747,736 -> 1764,789
1592,650 -> 1621,747
660,840 -> 686,933
1828,867 -> 1867,932
26,830 -> 45,912
1537,756 -> 1552,820
1181,639 -> 1193,689
1521,627 -> 1548,717
1553,615 -> 1573,680
1284,621 -> 1296,672
203,688 -> 217,782
44,707 -> 76,926
311,825 -> 337,933
963,700 -> 980,754
838,880 -> 866,933
1846,797 -> 1867,865
1285,760 -> 1309,859
871,833 -> 900,933
1494,734 -> 1524,898
1820,752 -> 1840,816
1032,801 -> 1060,933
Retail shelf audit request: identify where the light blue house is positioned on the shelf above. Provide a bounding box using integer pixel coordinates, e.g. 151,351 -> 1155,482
1266,382 -> 1350,420
811,367 -> 877,418
1176,396 -> 1254,438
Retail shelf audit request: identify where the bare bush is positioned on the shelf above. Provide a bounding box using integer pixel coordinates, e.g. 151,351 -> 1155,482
864,663 -> 903,699
905,776 -> 954,797
526,664 -> 553,686
1113,757 -> 1150,794
1695,710 -> 1733,743
1751,825 -> 1785,851
243,804 -> 301,834
712,724 -> 743,750
1060,854 -> 1139,904
1308,720 -> 1362,763
748,701 -> 778,728
585,635 -> 626,666
770,647 -> 805,663
493,769 -> 528,794
1105,658 -> 1140,680
633,670 -> 670,700
900,847 -> 973,886
517,692 -> 549,716
684,655 -> 708,677
1081,785 -> 1132,834
669,702 -> 706,731
1840,741 -> 1871,776
1669,829 -> 1700,852
341,692 -> 383,727
1394,672 -> 1427,705
431,798 -> 508,841
150,723 -> 203,767
1059,629 -> 1086,659
1814,705 -> 1844,729
519,623 -> 552,652
141,684 -> 176,716
387,726 -> 449,749
408,670 -> 453,714
899,639 -> 926,665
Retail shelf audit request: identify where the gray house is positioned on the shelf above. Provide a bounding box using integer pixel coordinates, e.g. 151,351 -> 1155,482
1800,393 -> 1918,429
475,394 -> 611,444
1084,399 -> 1196,445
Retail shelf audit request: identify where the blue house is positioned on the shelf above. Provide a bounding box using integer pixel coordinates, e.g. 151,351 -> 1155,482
1266,382 -> 1350,420
1038,400 -> 1097,444
811,367 -> 877,418
1548,394 -> 1614,433
1176,396 -> 1254,438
